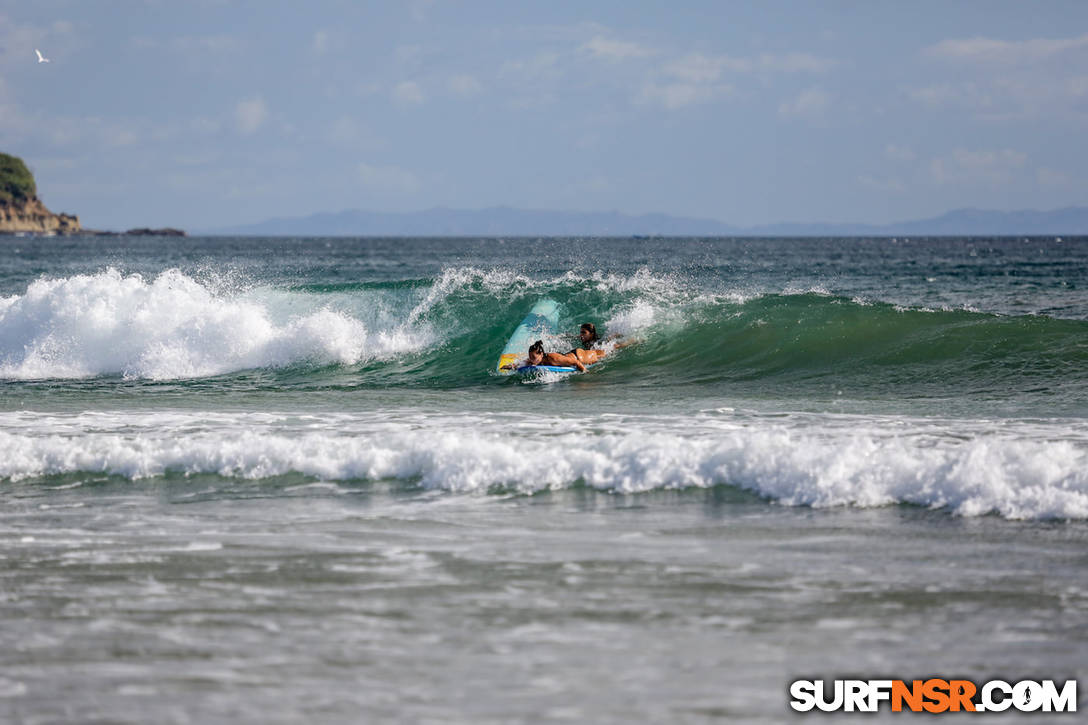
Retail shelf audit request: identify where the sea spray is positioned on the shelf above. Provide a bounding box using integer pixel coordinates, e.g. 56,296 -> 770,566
0,268 -> 432,379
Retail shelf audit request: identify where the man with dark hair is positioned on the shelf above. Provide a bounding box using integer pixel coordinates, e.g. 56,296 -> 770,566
576,322 -> 599,349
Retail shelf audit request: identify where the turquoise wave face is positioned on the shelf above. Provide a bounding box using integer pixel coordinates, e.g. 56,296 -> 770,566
613,294 -> 1088,387
404,290 -> 1088,400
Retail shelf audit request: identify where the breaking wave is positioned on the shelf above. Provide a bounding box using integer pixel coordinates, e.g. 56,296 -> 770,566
0,268 -> 430,379
2,411 -> 1086,520
2,266 -> 1086,396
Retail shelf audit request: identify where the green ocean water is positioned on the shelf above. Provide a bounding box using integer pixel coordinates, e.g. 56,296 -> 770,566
2,235 -> 1087,722
3,236 -> 1087,410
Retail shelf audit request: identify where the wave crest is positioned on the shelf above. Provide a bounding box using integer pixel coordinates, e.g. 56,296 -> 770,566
3,266 -> 1086,391
3,412 -> 1086,520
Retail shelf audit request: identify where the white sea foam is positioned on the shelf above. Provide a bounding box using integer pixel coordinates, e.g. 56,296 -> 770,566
604,301 -> 658,337
406,267 -> 535,323
782,284 -> 833,297
2,411 -> 1086,520
410,266 -> 696,306
0,269 -> 430,379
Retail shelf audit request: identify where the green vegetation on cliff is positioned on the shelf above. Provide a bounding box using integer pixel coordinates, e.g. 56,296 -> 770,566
0,152 -> 38,204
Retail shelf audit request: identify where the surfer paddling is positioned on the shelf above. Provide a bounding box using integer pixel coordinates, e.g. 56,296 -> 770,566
500,340 -> 588,372
570,322 -> 600,352
567,321 -> 634,362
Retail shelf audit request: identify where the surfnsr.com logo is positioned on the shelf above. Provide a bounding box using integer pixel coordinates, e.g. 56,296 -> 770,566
789,679 -> 1078,713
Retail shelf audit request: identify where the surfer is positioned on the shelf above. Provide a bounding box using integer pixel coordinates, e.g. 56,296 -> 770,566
497,319 -> 633,372
530,340 -> 587,371
499,340 -> 587,371
567,322 -> 634,366
574,322 -> 600,350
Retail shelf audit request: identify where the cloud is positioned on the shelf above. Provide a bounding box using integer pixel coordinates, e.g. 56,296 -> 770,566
638,81 -> 732,109
358,162 -> 420,192
411,0 -> 437,22
907,75 -> 1088,120
393,81 -> 425,105
329,117 -> 358,143
172,34 -> 240,54
499,28 -> 835,113
858,175 -> 906,192
930,148 -> 1028,186
132,33 -> 241,55
908,82 -> 964,107
189,117 -> 222,135
0,100 -> 194,153
581,35 -> 655,61
635,54 -> 736,110
130,32 -> 244,76
235,97 -> 268,134
662,51 -> 835,79
1036,167 -> 1072,186
313,30 -> 330,54
107,129 -> 140,147
756,52 -> 837,73
573,174 -> 612,193
914,31 -> 1088,119
355,82 -> 384,98
778,87 -> 831,117
663,53 -> 733,82
499,51 -> 563,81
395,45 -> 425,64
885,144 -> 917,162
447,74 -> 483,96
173,151 -> 219,167
637,50 -> 835,110
326,117 -> 385,150
497,51 -> 564,108
924,32 -> 1088,65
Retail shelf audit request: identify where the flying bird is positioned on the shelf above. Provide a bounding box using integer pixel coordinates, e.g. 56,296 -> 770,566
35,49 -> 50,63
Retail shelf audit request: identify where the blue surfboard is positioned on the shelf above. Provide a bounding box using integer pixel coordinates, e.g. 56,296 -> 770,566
497,299 -> 580,375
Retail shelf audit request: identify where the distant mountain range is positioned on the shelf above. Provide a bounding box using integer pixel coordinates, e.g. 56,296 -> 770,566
205,205 -> 1088,236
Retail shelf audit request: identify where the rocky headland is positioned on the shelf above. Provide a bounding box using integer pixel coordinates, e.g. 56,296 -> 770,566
0,152 -> 81,234
0,196 -> 82,234
1,151 -> 184,236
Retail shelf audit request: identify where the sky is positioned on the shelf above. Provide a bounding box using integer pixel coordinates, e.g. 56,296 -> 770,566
1,0 -> 1087,230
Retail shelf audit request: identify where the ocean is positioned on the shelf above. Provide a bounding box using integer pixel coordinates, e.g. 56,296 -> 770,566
1,235 -> 1086,722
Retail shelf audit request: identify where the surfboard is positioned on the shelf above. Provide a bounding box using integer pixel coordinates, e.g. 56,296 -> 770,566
496,299 -> 579,375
